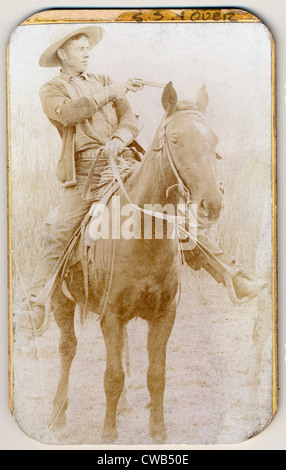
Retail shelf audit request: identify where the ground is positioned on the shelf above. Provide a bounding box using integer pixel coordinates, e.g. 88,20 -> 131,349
12,268 -> 273,446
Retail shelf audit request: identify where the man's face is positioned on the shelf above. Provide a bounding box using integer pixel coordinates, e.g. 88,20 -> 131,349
58,35 -> 91,75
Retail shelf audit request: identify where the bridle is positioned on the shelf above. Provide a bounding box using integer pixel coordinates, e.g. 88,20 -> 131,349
153,109 -> 206,205
108,110 -> 207,227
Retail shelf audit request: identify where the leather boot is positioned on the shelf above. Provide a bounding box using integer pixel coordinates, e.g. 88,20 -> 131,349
182,241 -> 267,304
232,273 -> 268,301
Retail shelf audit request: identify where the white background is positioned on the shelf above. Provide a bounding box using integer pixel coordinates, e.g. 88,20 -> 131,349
1,0 -> 285,450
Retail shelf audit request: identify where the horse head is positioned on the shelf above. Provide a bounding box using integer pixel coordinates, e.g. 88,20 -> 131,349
161,82 -> 224,225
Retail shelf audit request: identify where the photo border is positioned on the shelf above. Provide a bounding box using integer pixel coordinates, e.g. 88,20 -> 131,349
6,6 -> 278,443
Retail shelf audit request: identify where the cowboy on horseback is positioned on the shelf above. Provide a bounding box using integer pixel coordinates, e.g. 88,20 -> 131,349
24,25 -> 266,333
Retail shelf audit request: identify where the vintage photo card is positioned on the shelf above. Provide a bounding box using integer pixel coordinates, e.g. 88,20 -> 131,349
7,8 -> 277,445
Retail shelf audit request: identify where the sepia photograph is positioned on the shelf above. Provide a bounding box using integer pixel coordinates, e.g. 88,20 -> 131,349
7,9 -> 276,446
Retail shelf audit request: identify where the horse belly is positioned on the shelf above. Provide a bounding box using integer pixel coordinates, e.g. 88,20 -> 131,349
109,260 -> 180,322
72,238 -> 181,321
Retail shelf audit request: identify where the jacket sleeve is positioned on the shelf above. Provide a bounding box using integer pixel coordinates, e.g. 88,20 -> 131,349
39,80 -> 117,126
112,98 -> 140,145
96,74 -> 140,145
39,76 -> 140,143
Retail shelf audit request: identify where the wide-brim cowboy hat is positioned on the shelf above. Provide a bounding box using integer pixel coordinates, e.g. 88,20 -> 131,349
39,25 -> 104,67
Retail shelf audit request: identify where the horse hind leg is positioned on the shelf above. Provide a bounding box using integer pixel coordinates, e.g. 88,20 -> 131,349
101,313 -> 125,443
48,286 -> 77,431
147,305 -> 176,443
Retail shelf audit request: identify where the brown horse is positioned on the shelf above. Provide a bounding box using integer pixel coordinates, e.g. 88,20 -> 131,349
49,82 -> 224,443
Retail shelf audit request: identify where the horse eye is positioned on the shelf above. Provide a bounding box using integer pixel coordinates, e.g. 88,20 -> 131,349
170,137 -> 179,144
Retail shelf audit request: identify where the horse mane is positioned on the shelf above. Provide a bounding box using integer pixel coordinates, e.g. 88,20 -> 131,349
175,100 -> 198,112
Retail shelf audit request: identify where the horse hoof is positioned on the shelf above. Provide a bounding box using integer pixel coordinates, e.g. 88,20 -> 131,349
101,426 -> 118,444
48,411 -> 67,431
150,426 -> 167,444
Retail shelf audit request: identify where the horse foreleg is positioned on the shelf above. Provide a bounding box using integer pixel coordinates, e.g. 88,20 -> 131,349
101,313 -> 125,443
49,287 -> 77,431
147,305 -> 176,443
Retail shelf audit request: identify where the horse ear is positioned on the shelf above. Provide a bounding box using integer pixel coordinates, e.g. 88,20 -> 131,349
195,85 -> 209,113
162,82 -> 178,116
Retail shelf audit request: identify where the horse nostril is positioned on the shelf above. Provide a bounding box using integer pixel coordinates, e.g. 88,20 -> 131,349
199,197 -> 223,221
200,199 -> 209,215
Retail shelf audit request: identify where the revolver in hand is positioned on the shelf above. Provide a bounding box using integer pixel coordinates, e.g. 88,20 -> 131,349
125,78 -> 165,92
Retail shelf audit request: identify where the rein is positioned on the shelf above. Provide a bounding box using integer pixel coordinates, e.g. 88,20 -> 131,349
79,111 -> 208,321
156,110 -> 205,203
109,153 -> 186,226
109,110 -> 204,227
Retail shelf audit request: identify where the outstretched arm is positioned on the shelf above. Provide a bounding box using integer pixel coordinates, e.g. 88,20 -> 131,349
39,81 -> 129,127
